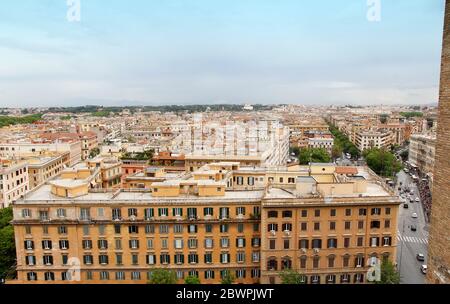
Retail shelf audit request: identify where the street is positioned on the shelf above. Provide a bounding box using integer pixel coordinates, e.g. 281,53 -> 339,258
395,170 -> 429,284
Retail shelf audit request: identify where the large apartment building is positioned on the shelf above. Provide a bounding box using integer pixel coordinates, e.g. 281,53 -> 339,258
408,134 -> 436,179
26,152 -> 70,190
10,161 -> 399,284
354,129 -> 393,151
0,159 -> 29,208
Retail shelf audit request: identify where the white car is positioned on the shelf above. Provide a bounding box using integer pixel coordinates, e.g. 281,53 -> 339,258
412,213 -> 418,219
415,198 -> 420,202
420,265 -> 428,274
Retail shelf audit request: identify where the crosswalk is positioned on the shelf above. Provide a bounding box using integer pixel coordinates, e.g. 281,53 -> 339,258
397,233 -> 428,245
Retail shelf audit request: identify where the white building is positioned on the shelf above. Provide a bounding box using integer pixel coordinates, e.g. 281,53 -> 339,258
0,160 -> 29,208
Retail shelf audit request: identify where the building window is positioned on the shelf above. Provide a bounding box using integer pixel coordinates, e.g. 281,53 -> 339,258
252,251 -> 260,262
174,239 -> 184,249
82,240 -> 92,250
43,255 -> 54,266
359,208 -> 367,216
313,257 -> 320,269
59,240 -> 69,250
44,272 -> 55,281
384,220 -> 391,228
385,207 -> 391,215
283,239 -> 290,249
98,239 -> 108,250
301,210 -> 308,217
57,208 -> 66,218
268,223 -> 278,232
128,225 -> 139,234
343,255 -> 350,267
158,208 -> 168,217
25,226 -> 31,235
42,240 -> 52,250
301,222 -> 307,231
251,269 -> 261,278
187,208 -> 197,219
383,236 -> 392,246
27,272 -> 37,281
98,208 -> 105,218
269,239 -> 276,250
145,224 -> 155,234
329,222 -> 336,230
220,253 -> 230,264
128,208 -> 138,217
204,252 -> 213,264
282,223 -> 292,232
328,256 -> 335,268
355,256 -> 365,267
188,238 -> 198,249
39,211 -> 48,221
160,225 -> 169,234
175,253 -> 185,264
83,255 -> 93,265
58,226 -> 67,235
205,224 -> 213,233
129,239 -> 140,249
83,225 -> 90,236
160,253 -> 171,264
327,238 -> 337,249
326,274 -> 336,284
221,238 -> 229,248
371,208 -> 381,215
146,254 -> 156,265
357,237 -> 364,247
344,237 -> 350,248
314,222 -> 320,231
299,239 -> 309,250
99,255 -> 109,265
312,239 -> 322,249
370,237 -> 379,247
132,254 -> 139,265
268,211 -> 278,218
219,207 -> 230,219
205,270 -> 215,279
100,271 -> 109,280
251,238 -> 260,248
282,210 -> 292,218
370,220 -> 381,229
115,271 -> 125,281
345,209 -> 352,216
220,224 -> 228,233
80,208 -> 90,221
267,259 -> 277,271
144,208 -> 154,220
236,251 -> 245,263
358,221 -> 364,229
25,255 -> 36,266
330,209 -> 336,217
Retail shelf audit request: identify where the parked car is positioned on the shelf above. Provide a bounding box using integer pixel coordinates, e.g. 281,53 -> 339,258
415,198 -> 420,203
403,204 -> 409,209
411,225 -> 417,232
412,213 -> 418,219
420,265 -> 428,274
416,254 -> 425,261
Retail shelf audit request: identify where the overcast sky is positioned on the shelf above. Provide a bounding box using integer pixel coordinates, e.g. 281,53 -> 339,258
0,0 -> 446,107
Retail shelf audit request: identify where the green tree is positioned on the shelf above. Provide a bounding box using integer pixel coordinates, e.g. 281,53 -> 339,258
364,148 -> 403,177
379,114 -> 389,124
331,143 -> 343,160
376,260 -> 400,284
147,269 -> 177,284
298,148 -> 331,165
279,270 -> 306,284
0,207 -> 15,280
89,147 -> 100,159
184,275 -> 201,284
400,150 -> 409,161
220,270 -> 235,284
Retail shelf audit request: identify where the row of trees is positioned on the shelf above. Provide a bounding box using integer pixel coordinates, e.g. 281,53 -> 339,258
148,269 -> 235,284
120,150 -> 154,162
147,261 -> 400,284
400,112 -> 423,118
0,114 -> 43,128
328,125 -> 360,159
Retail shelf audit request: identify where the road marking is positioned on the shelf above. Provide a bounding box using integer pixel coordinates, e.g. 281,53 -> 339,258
397,233 -> 428,245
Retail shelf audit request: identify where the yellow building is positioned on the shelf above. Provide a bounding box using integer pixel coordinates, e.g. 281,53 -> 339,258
26,152 -> 70,190
10,162 -> 399,284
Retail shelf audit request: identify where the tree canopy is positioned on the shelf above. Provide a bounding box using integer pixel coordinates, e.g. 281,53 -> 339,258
328,124 -> 360,159
147,269 -> 177,284
298,148 -> 331,165
0,207 -> 15,280
220,270 -> 235,284
279,270 -> 306,284
0,114 -> 43,128
376,260 -> 400,284
364,148 -> 403,177
184,275 -> 201,284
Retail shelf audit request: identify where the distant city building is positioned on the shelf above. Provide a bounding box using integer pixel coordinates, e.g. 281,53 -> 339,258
0,159 -> 29,208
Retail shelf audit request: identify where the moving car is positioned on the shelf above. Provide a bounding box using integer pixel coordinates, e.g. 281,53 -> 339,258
415,198 -> 420,203
411,225 -> 417,232
420,265 -> 428,274
416,254 -> 425,261
403,203 -> 409,209
412,213 -> 418,219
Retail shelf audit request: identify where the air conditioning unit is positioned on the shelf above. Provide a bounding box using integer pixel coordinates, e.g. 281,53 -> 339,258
129,215 -> 136,221
301,248 -> 307,253
313,248 -> 320,254
270,230 -> 276,236
284,230 -> 290,236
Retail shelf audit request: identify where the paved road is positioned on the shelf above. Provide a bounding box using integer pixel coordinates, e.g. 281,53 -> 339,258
395,170 -> 429,284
